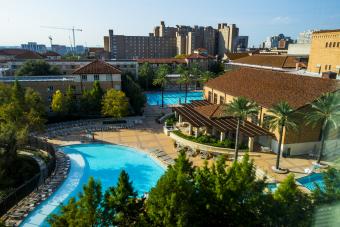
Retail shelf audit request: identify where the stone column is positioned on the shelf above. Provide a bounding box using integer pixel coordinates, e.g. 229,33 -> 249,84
178,115 -> 182,123
248,137 -> 254,152
220,132 -> 226,142
195,127 -> 199,138
188,124 -> 193,135
212,127 -> 216,136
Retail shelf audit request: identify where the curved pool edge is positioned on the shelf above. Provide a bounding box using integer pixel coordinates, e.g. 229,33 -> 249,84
21,143 -> 167,226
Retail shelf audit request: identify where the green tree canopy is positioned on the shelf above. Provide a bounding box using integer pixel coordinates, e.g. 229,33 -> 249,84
138,62 -> 154,90
305,92 -> 340,164
101,89 -> 129,118
267,101 -> 298,170
153,64 -> 171,107
51,90 -> 67,115
224,97 -> 258,161
122,74 -> 146,115
79,81 -> 104,115
0,81 -> 45,188
15,60 -> 61,76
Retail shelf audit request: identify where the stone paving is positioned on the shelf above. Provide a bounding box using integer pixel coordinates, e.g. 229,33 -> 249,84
48,115 -> 319,183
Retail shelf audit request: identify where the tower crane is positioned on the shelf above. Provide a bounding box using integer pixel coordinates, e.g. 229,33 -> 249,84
41,26 -> 83,52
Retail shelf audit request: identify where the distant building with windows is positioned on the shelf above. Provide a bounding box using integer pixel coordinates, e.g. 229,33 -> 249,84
105,21 -> 248,60
21,42 -> 47,53
0,60 -> 122,112
307,29 -> 340,75
263,34 -> 294,50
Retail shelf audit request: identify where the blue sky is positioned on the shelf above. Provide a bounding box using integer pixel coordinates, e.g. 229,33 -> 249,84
1,0 -> 340,47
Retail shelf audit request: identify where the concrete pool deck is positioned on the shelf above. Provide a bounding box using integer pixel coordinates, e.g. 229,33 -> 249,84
48,115 -> 318,183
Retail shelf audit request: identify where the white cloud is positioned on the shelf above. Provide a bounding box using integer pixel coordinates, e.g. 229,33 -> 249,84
270,16 -> 292,25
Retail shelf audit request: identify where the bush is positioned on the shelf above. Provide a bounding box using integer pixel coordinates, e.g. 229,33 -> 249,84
165,115 -> 177,126
172,130 -> 246,149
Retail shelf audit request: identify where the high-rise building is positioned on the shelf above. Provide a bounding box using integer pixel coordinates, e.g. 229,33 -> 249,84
21,42 -> 47,53
106,21 -> 247,59
297,30 -> 318,44
263,34 -> 294,49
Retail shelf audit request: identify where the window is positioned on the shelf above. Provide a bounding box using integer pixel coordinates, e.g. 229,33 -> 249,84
329,65 -> 332,70
94,74 -> 99,81
333,42 -> 336,47
337,42 -> 340,47
81,75 -> 87,81
213,93 -> 218,104
220,96 -> 224,104
208,91 -> 212,102
325,65 -> 328,70
47,86 -> 54,92
325,42 -> 328,47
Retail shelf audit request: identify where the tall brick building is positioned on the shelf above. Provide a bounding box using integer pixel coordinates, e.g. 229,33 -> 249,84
104,21 -> 248,59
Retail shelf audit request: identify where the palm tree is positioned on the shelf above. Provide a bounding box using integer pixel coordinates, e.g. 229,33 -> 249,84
305,92 -> 340,164
177,69 -> 192,104
224,97 -> 258,162
200,71 -> 215,84
153,65 -> 171,108
189,63 -> 202,89
267,101 -> 297,171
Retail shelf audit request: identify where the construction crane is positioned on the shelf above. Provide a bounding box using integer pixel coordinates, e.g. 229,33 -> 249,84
41,26 -> 83,52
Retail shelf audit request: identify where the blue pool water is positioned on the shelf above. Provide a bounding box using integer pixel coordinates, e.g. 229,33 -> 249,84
146,91 -> 203,105
296,173 -> 325,191
21,144 -> 165,226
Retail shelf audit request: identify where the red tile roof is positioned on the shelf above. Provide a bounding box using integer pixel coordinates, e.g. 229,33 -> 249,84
194,104 -> 224,118
137,58 -> 186,64
232,55 -> 298,68
15,51 -> 43,59
42,51 -> 61,57
205,68 -> 339,109
72,60 -> 121,74
186,53 -> 215,59
225,53 -> 250,60
0,49 -> 42,59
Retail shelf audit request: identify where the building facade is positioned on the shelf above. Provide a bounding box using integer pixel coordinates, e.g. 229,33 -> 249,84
307,29 -> 340,75
0,60 -> 122,112
106,21 -> 248,60
21,42 -> 47,53
203,67 -> 339,155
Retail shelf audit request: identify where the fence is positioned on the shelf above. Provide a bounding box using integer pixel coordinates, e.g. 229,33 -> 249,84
0,137 -> 57,217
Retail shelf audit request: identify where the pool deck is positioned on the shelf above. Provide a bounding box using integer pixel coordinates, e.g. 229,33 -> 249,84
47,115 -> 321,184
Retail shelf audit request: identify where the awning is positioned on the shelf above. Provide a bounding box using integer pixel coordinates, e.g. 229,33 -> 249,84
173,101 -> 272,137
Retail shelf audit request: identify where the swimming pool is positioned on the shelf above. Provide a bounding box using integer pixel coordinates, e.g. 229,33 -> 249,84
21,144 -> 165,226
296,173 -> 325,191
146,91 -> 203,105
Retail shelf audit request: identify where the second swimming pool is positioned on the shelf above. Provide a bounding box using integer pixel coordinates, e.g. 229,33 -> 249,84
146,91 -> 203,105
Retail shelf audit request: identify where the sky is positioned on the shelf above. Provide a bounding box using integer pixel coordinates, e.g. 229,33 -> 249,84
1,0 -> 340,47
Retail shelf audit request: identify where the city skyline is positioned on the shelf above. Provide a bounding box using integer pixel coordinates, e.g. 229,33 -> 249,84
0,0 -> 340,47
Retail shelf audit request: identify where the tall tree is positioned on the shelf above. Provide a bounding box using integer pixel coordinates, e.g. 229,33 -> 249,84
122,74 -> 146,115
305,92 -> 340,164
51,90 -> 67,114
0,82 -> 45,185
177,69 -> 192,104
224,97 -> 258,162
153,64 -> 171,107
267,101 -> 297,171
138,62 -> 154,90
15,60 -> 61,76
101,170 -> 142,226
146,151 -> 197,226
79,82 -> 104,115
65,86 -> 78,115
101,89 -> 129,118
273,174 -> 313,226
